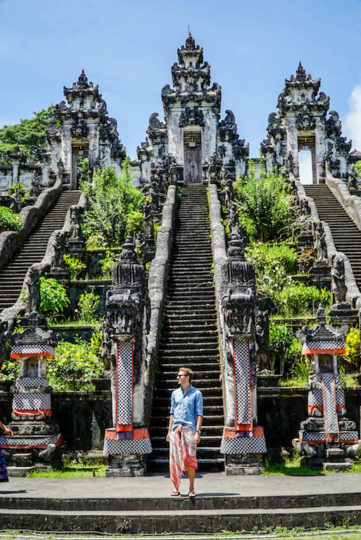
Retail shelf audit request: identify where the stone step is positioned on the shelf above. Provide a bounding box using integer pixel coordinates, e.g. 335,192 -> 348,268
157,379 -> 220,389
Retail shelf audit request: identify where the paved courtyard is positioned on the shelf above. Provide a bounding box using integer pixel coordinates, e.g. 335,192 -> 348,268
3,471 -> 361,499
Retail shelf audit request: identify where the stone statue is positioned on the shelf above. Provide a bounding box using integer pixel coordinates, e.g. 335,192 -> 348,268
228,203 -> 239,234
51,231 -> 67,273
255,310 -> 270,372
331,254 -> 347,305
29,170 -> 42,199
10,187 -> 23,214
25,264 -> 41,316
314,221 -> 328,264
69,206 -> 83,242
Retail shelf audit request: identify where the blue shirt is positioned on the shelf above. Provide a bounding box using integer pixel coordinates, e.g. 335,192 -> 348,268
170,385 -> 203,431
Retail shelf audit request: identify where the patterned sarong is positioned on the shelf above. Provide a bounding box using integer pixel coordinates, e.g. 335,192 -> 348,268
169,425 -> 197,491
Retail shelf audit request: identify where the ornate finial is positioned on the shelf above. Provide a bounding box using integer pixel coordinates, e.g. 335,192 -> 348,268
119,234 -> 137,262
185,30 -> 195,50
295,61 -> 307,81
316,302 -> 326,326
77,69 -> 88,87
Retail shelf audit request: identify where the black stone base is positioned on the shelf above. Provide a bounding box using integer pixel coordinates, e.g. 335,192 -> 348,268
105,455 -> 146,477
224,453 -> 263,476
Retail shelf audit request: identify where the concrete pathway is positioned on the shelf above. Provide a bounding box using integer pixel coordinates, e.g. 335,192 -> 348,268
3,472 -> 361,499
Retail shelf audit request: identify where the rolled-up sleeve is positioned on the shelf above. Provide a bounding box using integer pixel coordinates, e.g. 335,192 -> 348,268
170,391 -> 175,415
195,391 -> 203,417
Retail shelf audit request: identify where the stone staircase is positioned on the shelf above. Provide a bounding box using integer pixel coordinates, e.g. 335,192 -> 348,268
148,184 -> 224,471
0,190 -> 80,313
304,184 -> 361,291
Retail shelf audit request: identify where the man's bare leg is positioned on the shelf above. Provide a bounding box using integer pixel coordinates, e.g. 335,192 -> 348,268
186,463 -> 196,495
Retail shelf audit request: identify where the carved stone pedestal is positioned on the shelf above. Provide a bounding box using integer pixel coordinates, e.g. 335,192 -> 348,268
48,270 -> 68,283
68,242 -> 85,256
225,453 -> 263,475
329,303 -> 358,325
257,372 -> 281,387
105,455 -> 146,477
322,447 -> 352,472
311,264 -> 331,291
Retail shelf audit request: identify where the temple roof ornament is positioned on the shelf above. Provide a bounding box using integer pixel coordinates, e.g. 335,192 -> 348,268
63,69 -> 100,101
162,32 -> 221,112
298,303 -> 348,355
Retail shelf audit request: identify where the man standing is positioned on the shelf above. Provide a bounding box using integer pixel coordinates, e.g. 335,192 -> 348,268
166,367 -> 203,497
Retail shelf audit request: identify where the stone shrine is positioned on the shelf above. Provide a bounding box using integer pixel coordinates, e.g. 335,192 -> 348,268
294,304 -> 360,470
0,316 -> 62,474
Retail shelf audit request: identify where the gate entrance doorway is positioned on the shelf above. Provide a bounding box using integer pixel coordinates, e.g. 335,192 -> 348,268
183,131 -> 202,184
298,136 -> 317,184
71,141 -> 89,189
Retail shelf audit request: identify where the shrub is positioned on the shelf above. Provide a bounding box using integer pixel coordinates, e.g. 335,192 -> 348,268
48,337 -> 103,391
126,210 -> 144,235
246,242 -> 297,300
0,357 -> 20,382
355,160 -> 361,180
234,159 -> 292,242
344,327 -> 360,371
40,277 -> 70,317
100,251 -> 119,279
0,107 -> 56,164
80,160 -> 144,248
269,322 -> 302,375
63,254 -> 86,281
276,284 -> 330,317
78,290 -> 100,323
0,206 -> 22,232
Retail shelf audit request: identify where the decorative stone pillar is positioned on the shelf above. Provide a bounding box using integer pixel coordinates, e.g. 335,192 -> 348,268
103,236 -> 152,476
219,232 -> 266,474
294,304 -> 361,470
0,316 -> 62,475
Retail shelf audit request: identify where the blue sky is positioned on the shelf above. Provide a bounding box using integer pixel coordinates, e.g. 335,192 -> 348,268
0,0 -> 361,159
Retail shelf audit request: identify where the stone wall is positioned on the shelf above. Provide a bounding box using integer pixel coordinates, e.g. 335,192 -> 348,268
0,386 -> 360,455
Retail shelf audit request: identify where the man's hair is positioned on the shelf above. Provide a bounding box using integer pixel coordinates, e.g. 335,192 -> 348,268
179,367 -> 194,381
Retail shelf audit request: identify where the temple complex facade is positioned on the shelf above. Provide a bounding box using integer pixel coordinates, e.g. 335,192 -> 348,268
0,32 -> 359,192
1,33 -> 361,477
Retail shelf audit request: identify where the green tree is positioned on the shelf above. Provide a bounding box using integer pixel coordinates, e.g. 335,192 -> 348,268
0,106 -> 56,164
234,158 -> 292,242
80,160 -> 144,248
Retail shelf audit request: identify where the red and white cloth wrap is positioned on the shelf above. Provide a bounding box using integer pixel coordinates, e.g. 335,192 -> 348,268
116,341 -> 133,439
169,425 -> 197,491
233,339 -> 252,434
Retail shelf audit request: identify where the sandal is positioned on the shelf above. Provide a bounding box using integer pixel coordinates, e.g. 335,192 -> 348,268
188,491 -> 196,498
171,491 -> 180,497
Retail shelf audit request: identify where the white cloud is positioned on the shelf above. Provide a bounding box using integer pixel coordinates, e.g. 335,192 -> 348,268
299,150 -> 313,185
345,84 -> 361,151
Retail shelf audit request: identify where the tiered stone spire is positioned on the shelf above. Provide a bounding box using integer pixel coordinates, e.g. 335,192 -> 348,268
162,32 -> 221,112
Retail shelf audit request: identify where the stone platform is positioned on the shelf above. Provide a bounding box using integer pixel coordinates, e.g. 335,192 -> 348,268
3,473 -> 361,534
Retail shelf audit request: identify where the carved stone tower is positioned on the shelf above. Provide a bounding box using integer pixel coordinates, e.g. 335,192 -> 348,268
137,33 -> 249,185
47,70 -> 126,188
262,62 -> 351,183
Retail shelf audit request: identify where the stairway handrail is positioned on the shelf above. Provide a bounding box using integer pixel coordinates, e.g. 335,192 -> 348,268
144,184 -> 177,427
0,178 -> 63,272
208,183 -> 235,426
325,170 -> 361,233
0,187 -> 86,359
290,172 -> 361,310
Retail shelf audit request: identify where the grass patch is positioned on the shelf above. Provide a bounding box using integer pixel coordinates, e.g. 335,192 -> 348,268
279,377 -> 307,387
27,464 -> 106,478
47,319 -> 101,328
263,455 -> 321,476
280,373 -> 359,388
